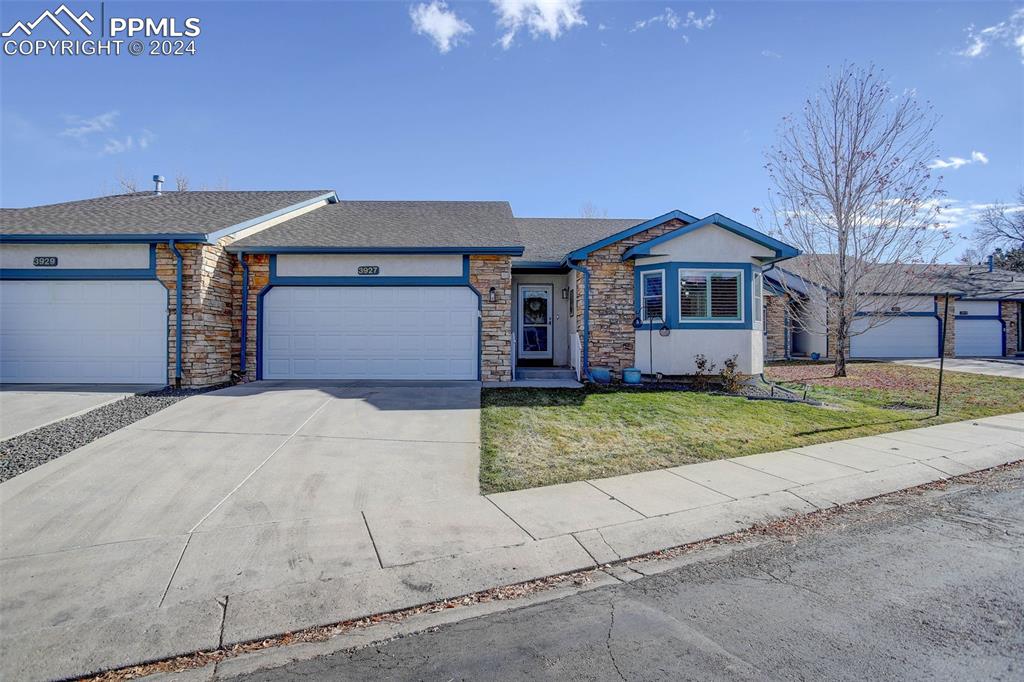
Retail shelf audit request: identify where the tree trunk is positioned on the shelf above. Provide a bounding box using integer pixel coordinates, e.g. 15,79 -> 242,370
833,335 -> 848,377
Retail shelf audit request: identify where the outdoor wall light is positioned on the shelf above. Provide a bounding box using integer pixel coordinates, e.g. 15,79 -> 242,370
488,287 -> 497,303
561,287 -> 570,300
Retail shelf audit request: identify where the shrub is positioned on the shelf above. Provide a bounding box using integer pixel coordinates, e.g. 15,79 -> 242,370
692,354 -> 716,391
719,354 -> 743,393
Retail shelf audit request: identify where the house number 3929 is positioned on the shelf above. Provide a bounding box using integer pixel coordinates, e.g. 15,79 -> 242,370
33,256 -> 58,267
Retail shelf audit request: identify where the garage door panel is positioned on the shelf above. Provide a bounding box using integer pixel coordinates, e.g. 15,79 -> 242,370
851,317 -> 938,358
955,319 -> 1002,357
263,286 -> 478,380
0,280 -> 167,384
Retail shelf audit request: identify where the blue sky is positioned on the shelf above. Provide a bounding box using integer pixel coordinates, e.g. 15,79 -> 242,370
1,1 -> 1021,258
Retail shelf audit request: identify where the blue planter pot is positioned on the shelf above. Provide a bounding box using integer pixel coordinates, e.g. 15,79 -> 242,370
590,367 -> 611,384
622,367 -> 642,385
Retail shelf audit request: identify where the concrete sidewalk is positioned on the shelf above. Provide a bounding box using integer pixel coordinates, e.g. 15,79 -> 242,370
2,413 -> 1022,680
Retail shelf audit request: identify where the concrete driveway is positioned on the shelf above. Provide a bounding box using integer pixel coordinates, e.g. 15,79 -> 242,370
0,381 -> 481,661
0,384 -> 157,440
894,358 -> 1024,379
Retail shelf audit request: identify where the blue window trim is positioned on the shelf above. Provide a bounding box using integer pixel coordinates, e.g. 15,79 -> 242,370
622,213 -> 800,263
255,255 -> 482,381
565,210 -> 699,262
639,269 -> 666,322
634,261 -> 754,330
0,243 -> 159,280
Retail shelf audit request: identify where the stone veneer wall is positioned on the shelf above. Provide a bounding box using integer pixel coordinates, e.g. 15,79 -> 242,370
935,295 -> 956,357
764,293 -> 789,360
156,241 -> 236,387
470,255 -> 513,382
231,253 -> 270,378
575,218 -> 686,378
1001,301 -> 1020,356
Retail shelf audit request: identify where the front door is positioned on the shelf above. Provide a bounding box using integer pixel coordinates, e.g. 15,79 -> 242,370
519,285 -> 553,360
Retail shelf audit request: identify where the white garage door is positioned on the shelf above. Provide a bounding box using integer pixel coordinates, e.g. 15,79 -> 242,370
850,316 -> 938,358
0,280 -> 167,384
955,318 -> 1002,357
263,286 -> 479,380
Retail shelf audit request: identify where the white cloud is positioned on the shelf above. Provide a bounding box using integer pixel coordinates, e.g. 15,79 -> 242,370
410,1 -> 473,54
102,136 -> 134,155
761,49 -> 782,59
60,110 -> 118,139
928,150 -> 990,171
632,8 -> 715,33
491,0 -> 586,50
956,7 -> 1024,62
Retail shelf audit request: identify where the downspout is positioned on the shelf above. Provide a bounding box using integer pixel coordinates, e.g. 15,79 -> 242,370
238,252 -> 249,375
169,240 -> 184,388
566,260 -> 595,382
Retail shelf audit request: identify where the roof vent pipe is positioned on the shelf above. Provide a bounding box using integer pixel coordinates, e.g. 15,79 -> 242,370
153,174 -> 165,196
987,254 -> 994,272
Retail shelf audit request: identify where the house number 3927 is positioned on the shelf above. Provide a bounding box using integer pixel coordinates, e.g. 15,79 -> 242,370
357,266 -> 380,275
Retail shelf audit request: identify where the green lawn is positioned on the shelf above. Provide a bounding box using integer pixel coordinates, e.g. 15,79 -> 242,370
480,362 -> 1024,493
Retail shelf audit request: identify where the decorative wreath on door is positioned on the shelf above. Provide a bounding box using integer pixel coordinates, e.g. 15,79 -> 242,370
528,299 -> 543,312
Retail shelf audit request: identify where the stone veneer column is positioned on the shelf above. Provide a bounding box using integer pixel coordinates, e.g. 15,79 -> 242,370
231,253 -> 270,378
155,241 -> 237,387
764,294 -> 789,360
1001,300 -> 1020,356
469,255 -> 512,382
578,218 -> 686,379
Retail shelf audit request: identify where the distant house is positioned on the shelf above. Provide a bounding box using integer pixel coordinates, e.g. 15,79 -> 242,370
763,256 -> 1024,361
0,188 -> 799,385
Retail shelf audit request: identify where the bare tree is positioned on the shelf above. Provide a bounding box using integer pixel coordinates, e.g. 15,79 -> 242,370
975,187 -> 1024,250
579,201 -> 607,218
175,173 -> 190,192
116,172 -> 139,193
764,64 -> 951,377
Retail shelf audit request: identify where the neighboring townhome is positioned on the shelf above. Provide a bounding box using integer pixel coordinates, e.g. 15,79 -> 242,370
763,257 -> 1024,361
1,188 -> 801,386
0,185 -> 336,385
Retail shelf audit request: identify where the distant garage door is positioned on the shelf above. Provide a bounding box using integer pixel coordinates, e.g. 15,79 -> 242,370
0,280 -> 167,384
262,286 -> 478,380
955,318 -> 1002,357
850,317 -> 938,358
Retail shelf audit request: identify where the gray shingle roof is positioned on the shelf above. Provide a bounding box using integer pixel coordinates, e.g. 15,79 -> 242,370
229,201 -> 521,251
774,255 -> 1024,300
0,190 -> 332,236
513,217 -> 644,263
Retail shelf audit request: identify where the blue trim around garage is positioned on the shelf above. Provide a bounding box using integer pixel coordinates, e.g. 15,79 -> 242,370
255,255 -> 482,381
230,245 -> 524,256
633,261 -> 755,330
0,243 -> 159,280
622,213 -> 800,263
565,210 -> 700,262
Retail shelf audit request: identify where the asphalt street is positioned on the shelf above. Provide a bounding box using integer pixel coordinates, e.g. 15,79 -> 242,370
226,466 -> 1024,681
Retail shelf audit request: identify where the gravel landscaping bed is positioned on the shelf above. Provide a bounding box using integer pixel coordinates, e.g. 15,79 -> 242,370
0,385 -> 227,483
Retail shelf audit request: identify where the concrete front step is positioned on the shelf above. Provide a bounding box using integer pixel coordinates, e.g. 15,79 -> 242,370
516,367 -> 577,381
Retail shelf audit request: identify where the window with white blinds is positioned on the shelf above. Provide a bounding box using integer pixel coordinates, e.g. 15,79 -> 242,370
679,269 -> 743,321
640,270 -> 664,321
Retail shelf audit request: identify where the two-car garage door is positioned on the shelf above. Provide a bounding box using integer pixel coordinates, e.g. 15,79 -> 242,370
850,317 -> 938,358
0,280 -> 167,384
262,286 -> 478,380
